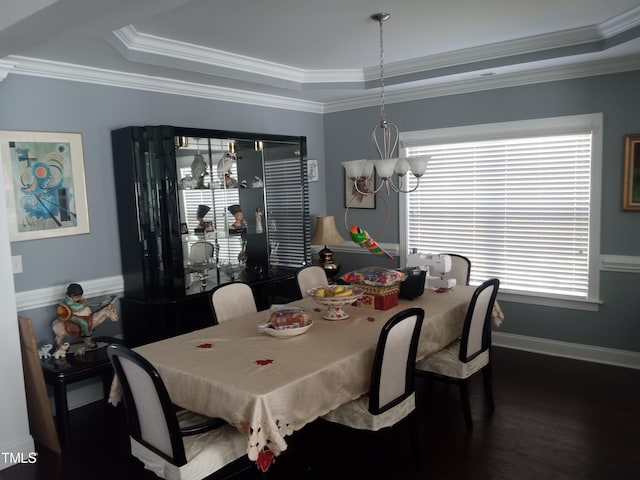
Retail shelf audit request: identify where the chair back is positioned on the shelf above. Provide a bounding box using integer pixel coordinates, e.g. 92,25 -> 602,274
107,344 -> 187,466
459,278 -> 500,363
189,241 -> 215,264
368,307 -> 424,415
443,253 -> 471,286
209,281 -> 257,323
296,265 -> 329,297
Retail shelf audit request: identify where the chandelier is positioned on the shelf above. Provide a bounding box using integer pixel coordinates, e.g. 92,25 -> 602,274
342,13 -> 429,196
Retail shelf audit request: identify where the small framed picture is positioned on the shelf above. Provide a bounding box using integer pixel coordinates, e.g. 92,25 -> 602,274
623,134 -> 640,211
307,158 -> 319,182
345,173 -> 376,209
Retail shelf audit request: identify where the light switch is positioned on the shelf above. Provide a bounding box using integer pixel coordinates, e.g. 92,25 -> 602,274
12,255 -> 22,274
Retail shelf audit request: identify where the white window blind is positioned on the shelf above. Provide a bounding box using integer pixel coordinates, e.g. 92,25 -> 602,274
402,115 -> 601,301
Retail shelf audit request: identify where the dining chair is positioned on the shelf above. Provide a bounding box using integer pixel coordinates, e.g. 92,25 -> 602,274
295,265 -> 329,298
415,277 -> 500,429
209,281 -> 257,324
442,253 -> 471,286
189,241 -> 215,265
321,307 -> 425,469
107,344 -> 251,480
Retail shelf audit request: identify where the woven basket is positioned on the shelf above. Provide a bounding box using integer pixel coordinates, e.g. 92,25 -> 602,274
350,283 -> 400,296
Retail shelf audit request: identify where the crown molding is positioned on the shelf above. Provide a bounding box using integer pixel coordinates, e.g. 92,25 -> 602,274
598,4 -> 640,37
0,59 -> 16,81
4,53 -> 640,115
112,20 -> 622,85
325,54 -> 640,112
370,25 -> 604,80
5,55 -> 325,113
111,26 -> 364,85
109,26 -> 311,84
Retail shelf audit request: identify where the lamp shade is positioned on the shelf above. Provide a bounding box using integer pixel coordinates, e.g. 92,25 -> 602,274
407,155 -> 430,176
342,159 -> 366,178
311,215 -> 346,245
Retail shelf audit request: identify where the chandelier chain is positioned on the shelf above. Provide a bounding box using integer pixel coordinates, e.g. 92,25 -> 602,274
378,16 -> 386,125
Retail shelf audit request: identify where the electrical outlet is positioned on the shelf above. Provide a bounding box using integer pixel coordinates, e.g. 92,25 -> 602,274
12,255 -> 22,274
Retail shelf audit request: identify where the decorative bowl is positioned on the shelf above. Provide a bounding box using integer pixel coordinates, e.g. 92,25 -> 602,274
258,317 -> 313,338
306,285 -> 365,320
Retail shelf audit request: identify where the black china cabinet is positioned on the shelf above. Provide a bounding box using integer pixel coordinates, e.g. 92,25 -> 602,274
111,126 -> 310,346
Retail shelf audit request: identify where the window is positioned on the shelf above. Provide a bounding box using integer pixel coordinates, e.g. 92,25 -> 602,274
400,114 -> 602,308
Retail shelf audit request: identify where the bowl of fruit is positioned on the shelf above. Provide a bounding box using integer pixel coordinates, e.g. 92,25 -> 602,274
306,285 -> 365,320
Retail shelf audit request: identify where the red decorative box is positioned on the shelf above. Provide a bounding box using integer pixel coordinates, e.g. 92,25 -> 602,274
352,284 -> 400,310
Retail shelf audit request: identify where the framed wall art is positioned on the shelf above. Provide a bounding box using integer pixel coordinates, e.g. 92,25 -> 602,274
1,130 -> 90,241
623,134 -> 640,211
345,173 -> 376,209
307,158 -> 319,182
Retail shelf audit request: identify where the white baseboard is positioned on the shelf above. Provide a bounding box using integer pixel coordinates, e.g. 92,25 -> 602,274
493,331 -> 640,369
0,435 -> 35,470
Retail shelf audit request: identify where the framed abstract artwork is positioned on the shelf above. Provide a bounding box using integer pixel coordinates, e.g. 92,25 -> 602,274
623,134 -> 640,211
1,130 -> 90,241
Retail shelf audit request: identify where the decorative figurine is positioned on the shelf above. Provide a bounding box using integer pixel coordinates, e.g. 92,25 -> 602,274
191,153 -> 208,189
38,344 -> 53,360
52,285 -> 119,349
218,152 -> 238,188
195,204 -> 210,234
255,208 -> 264,233
53,342 -> 70,359
238,239 -> 248,264
227,204 -> 247,233
251,176 -> 264,188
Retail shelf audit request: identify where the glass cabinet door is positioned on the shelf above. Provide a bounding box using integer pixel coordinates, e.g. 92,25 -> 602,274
174,131 -> 309,288
130,126 -> 184,299
176,135 -> 265,286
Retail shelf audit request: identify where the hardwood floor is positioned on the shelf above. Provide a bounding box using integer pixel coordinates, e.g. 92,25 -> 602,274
3,347 -> 639,480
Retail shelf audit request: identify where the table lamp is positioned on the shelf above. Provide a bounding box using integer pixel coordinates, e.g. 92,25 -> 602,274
311,215 -> 346,280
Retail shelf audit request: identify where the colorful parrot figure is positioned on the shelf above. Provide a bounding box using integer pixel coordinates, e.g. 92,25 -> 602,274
349,225 -> 393,259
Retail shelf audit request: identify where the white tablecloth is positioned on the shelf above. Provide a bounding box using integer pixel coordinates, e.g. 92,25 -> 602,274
110,286 -> 496,463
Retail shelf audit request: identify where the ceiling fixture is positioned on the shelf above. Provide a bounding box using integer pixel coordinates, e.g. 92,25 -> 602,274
342,13 -> 429,196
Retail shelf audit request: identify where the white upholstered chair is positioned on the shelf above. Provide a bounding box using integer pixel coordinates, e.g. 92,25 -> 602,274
321,307 -> 424,468
442,253 -> 471,286
295,265 -> 329,298
209,281 -> 257,324
189,241 -> 215,265
107,344 -> 250,480
415,278 -> 499,429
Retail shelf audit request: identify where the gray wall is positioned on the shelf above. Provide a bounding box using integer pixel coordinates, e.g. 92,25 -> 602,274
1,75 -> 325,343
2,71 -> 639,356
324,70 -> 640,353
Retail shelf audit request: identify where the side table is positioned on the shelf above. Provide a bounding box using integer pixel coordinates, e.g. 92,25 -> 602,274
40,336 -> 122,445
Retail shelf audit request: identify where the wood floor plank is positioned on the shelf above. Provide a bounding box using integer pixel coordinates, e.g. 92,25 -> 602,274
3,347 -> 639,479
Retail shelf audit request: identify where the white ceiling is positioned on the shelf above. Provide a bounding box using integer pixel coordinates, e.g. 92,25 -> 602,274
2,0 -> 640,110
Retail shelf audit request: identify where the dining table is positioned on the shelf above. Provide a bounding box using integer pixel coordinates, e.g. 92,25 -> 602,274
109,285 -> 502,471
